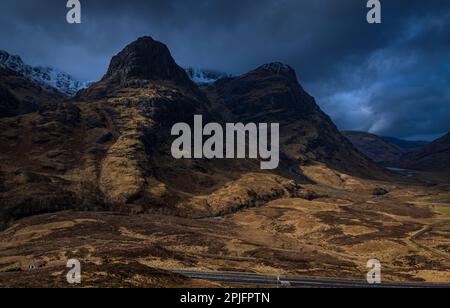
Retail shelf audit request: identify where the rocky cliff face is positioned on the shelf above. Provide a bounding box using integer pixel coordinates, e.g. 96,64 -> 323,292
75,37 -> 212,207
102,37 -> 194,88
342,131 -> 431,164
381,136 -> 428,152
0,37 -> 389,228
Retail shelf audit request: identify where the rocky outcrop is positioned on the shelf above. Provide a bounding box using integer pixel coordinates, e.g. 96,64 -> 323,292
104,37 -> 192,86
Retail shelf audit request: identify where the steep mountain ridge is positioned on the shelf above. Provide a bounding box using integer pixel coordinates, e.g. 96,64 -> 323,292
0,37 -> 390,228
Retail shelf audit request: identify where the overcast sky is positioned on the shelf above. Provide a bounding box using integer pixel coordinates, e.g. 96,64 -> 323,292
1,0 -> 449,140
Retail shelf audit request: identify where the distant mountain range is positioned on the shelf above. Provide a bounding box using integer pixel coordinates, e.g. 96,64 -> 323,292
400,133 -> 450,172
0,50 -> 90,97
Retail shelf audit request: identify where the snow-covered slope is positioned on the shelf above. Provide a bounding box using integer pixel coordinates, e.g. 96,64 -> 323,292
185,67 -> 231,84
0,50 -> 89,97
258,62 -> 293,74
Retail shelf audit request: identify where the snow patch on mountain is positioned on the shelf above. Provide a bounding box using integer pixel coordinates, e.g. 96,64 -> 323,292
0,50 -> 90,97
185,67 -> 231,84
258,62 -> 293,74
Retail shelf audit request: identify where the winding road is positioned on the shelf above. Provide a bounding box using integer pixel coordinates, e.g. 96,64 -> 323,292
172,269 -> 450,288
407,222 -> 450,262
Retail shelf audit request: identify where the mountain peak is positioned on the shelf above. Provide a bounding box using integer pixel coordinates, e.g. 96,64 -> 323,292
102,36 -> 192,86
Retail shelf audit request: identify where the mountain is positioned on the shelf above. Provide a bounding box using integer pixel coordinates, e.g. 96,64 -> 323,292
0,50 -> 89,97
381,136 -> 429,152
342,131 -> 405,163
207,63 -> 386,178
400,132 -> 450,172
0,66 -> 64,118
185,67 -> 230,84
0,37 -> 389,229
77,37 -> 202,100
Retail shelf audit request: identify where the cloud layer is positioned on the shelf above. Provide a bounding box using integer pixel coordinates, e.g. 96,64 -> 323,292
1,0 -> 449,139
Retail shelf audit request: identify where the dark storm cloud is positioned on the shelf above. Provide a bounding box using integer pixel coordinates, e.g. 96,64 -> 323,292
1,0 -> 449,139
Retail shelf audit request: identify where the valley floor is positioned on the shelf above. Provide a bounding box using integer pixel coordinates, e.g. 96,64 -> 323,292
0,176 -> 449,288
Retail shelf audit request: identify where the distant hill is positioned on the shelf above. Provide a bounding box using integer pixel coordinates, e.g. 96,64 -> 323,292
400,133 -> 450,172
343,131 -> 431,163
342,131 -> 405,163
